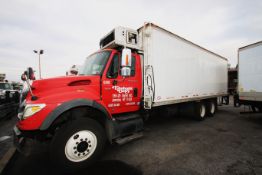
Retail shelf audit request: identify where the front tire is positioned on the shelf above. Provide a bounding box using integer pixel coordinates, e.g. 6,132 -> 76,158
50,118 -> 106,172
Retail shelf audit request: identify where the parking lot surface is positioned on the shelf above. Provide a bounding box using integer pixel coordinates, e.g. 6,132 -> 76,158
0,105 -> 18,160
1,104 -> 262,175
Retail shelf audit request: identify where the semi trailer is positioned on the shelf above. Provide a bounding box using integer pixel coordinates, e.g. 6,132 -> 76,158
235,41 -> 262,111
14,23 -> 228,170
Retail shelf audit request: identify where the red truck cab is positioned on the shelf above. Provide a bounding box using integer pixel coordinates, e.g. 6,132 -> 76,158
15,48 -> 144,170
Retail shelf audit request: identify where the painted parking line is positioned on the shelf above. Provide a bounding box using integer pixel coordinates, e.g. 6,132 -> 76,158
0,146 -> 16,174
0,136 -> 11,142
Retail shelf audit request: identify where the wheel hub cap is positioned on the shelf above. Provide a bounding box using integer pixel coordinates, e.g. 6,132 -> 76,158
77,141 -> 89,152
65,130 -> 97,162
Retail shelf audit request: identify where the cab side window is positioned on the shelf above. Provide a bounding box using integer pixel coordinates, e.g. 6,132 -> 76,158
107,54 -> 119,79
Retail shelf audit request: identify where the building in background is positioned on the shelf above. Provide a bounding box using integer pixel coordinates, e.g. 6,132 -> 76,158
0,73 -> 6,82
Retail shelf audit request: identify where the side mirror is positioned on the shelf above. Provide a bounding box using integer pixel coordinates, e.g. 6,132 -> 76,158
20,67 -> 38,100
21,71 -> 27,81
27,67 -> 35,80
21,67 -> 35,81
121,48 -> 132,77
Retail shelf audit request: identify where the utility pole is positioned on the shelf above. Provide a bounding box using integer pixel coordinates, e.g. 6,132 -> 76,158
33,50 -> 44,79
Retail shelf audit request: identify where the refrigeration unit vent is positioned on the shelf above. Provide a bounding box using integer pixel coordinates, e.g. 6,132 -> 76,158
99,27 -> 140,50
99,31 -> 115,49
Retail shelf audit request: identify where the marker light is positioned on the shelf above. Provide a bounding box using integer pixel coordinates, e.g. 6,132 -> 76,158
126,55 -> 129,66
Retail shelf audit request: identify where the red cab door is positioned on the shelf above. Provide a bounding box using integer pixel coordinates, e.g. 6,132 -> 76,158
102,50 -> 142,114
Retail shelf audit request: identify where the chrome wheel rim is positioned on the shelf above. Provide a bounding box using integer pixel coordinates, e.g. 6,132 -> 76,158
200,104 -> 206,118
65,130 -> 97,162
210,102 -> 215,114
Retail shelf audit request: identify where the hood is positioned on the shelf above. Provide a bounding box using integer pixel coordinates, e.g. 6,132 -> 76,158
31,75 -> 100,96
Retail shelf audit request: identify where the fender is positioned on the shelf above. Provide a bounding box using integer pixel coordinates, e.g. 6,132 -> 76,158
39,99 -> 111,130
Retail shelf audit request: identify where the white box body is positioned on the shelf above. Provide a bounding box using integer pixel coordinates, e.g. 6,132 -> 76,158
138,24 -> 228,107
238,41 -> 262,102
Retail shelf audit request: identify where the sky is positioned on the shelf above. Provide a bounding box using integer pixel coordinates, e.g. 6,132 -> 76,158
0,0 -> 261,82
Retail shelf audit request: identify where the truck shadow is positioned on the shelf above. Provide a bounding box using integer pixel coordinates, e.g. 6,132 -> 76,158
80,160 -> 143,175
146,109 -> 197,126
241,114 -> 262,126
2,151 -> 142,175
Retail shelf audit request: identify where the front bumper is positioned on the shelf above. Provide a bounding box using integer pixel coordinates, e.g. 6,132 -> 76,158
13,126 -> 48,155
13,125 -> 25,153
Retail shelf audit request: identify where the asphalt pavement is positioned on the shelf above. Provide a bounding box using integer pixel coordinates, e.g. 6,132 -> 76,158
1,104 -> 262,175
0,107 -> 18,160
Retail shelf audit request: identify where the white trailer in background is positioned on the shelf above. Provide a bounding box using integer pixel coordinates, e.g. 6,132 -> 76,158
236,41 -> 262,111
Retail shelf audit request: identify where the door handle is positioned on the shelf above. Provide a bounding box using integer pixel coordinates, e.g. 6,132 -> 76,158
134,88 -> 138,97
113,80 -> 118,86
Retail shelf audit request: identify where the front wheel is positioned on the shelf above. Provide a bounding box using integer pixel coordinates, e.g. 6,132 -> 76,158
50,118 -> 106,171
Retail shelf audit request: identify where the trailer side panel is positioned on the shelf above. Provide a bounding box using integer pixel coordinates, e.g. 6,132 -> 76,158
142,25 -> 228,107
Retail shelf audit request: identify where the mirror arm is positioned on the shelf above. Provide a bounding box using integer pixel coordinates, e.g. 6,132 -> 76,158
24,75 -> 38,101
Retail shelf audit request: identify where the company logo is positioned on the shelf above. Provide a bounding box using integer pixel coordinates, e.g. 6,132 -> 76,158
112,86 -> 133,94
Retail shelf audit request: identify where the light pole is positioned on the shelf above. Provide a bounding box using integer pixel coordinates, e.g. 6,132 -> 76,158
33,50 -> 44,79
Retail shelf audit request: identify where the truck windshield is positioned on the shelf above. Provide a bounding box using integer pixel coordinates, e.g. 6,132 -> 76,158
0,83 -> 12,90
79,51 -> 111,76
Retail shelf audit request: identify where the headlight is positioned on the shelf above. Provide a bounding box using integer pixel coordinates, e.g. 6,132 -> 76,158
23,104 -> 46,119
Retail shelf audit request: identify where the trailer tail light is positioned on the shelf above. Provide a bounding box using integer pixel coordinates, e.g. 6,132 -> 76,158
68,80 -> 91,86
